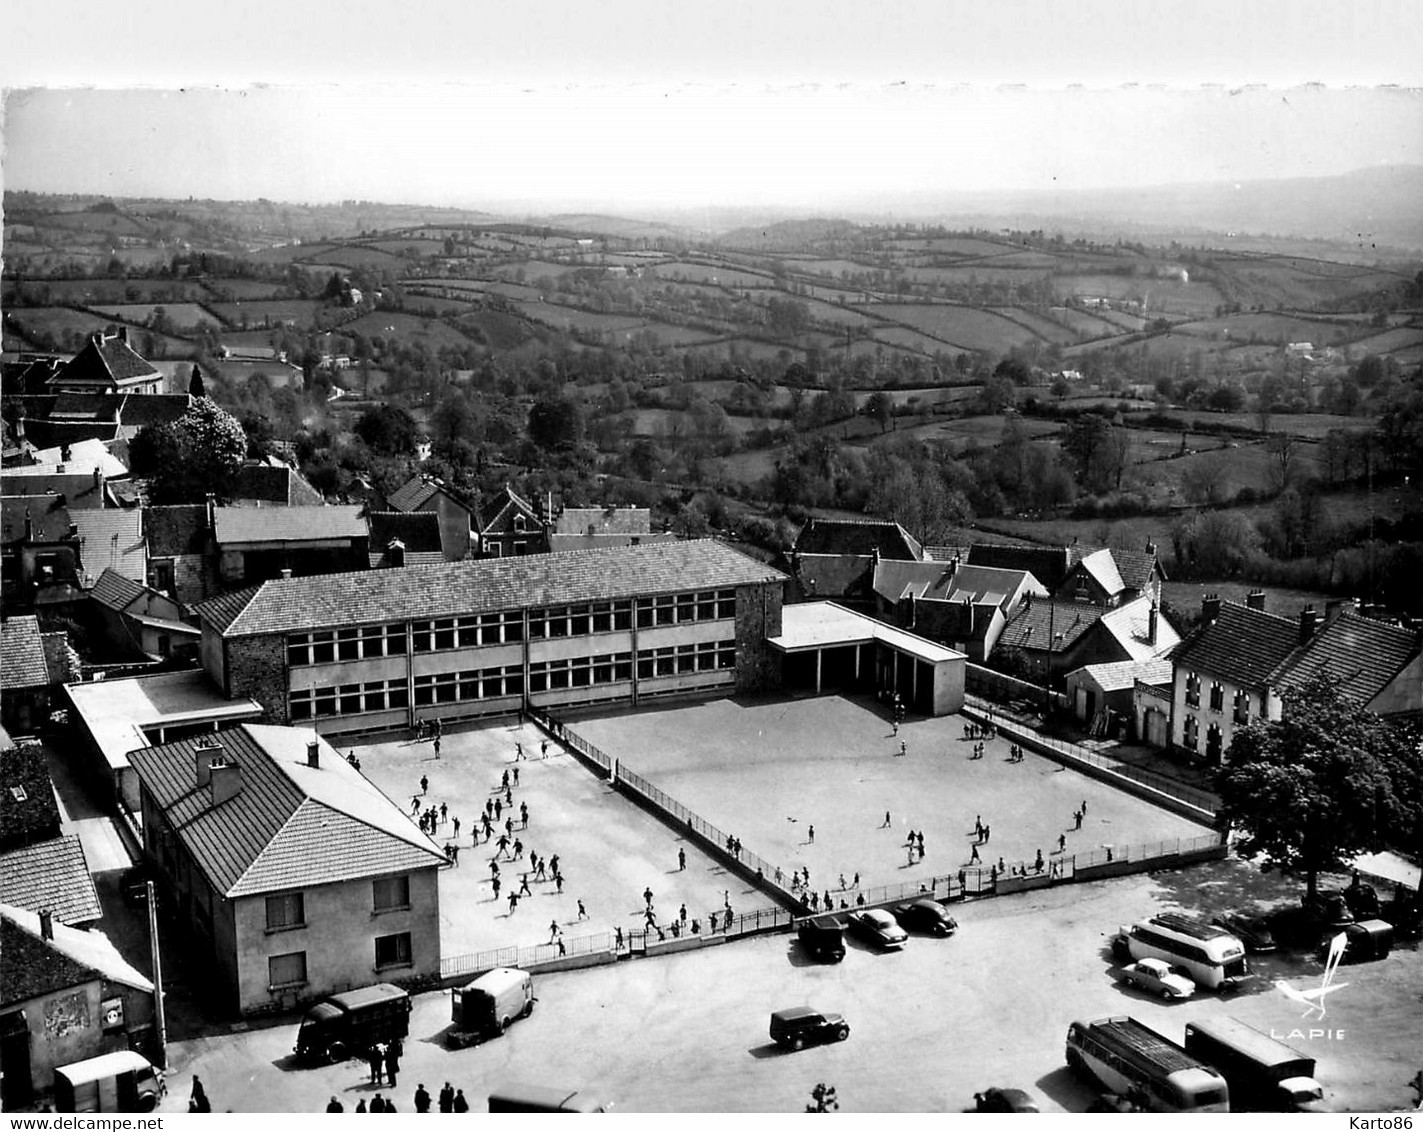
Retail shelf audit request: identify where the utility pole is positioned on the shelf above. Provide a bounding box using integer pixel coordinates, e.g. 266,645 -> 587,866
147,881 -> 168,1068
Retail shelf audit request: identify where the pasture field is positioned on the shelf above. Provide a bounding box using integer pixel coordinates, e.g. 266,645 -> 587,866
90,302 -> 221,328
873,303 -> 1046,351
340,310 -> 479,350
908,236 -> 1019,257
1346,325 -> 1423,356
627,407 -> 758,438
5,278 -> 211,304
868,413 -> 1060,452
794,295 -> 880,328
1125,410 -> 1367,439
780,258 -> 874,278
1055,273 -> 1224,316
210,358 -> 302,390
683,336 -> 814,362
1174,311 -> 1360,345
989,307 -> 1077,344
900,264 -> 1060,286
203,278 -> 293,300
716,445 -> 782,486
3,306 -> 191,354
498,259 -> 584,280
32,210 -> 149,236
866,325 -> 965,356
1160,580 -> 1339,623
208,299 -> 326,329
1050,307 -> 1126,338
646,261 -> 773,287
367,238 -> 444,256
1088,308 -> 1149,332
515,302 -> 714,346
248,242 -> 336,264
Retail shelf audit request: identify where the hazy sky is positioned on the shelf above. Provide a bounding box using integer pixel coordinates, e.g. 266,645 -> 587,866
4,0 -> 1423,213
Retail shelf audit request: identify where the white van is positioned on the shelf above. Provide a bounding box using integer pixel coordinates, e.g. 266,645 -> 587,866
54,1051 -> 164,1113
450,967 -> 534,1042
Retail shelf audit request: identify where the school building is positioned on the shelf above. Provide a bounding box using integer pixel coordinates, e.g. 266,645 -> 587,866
192,539 -> 788,735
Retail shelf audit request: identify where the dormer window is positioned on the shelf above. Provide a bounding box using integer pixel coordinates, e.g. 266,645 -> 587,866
513,513 -> 526,532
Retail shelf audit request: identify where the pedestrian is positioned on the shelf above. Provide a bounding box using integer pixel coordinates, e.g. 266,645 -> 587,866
433,735 -> 441,758
495,798 -> 503,821
644,906 -> 656,927
541,739 -> 549,757
502,769 -> 510,791
520,801 -> 528,827
998,856 -> 1005,872
440,802 -> 448,824
899,740 -> 907,757
549,853 -> 559,875
512,766 -> 520,786
891,718 -> 899,736
420,774 -> 429,795
189,1076 -> 211,1113
433,718 -> 442,740
882,810 -> 891,828
549,919 -> 561,943
411,795 -> 421,814
453,816 -> 461,840
516,741 -> 524,760
615,925 -> 624,948
492,876 -> 501,900
355,1100 -> 367,1114
916,831 -> 925,855
327,1097 -> 344,1113
414,1084 -> 431,1113
385,1041 -> 401,1088
1058,833 -> 1067,852
577,899 -> 588,920
513,838 -> 524,859
678,847 -> 686,871
975,814 -> 982,838
908,843 -> 917,866
496,833 -> 509,857
536,857 -> 548,880
853,871 -> 860,886
1081,799 -> 1088,815
807,824 -> 815,843
438,1083 -> 454,1114
1075,810 -> 1083,830
505,817 -> 514,838
558,937 -> 566,956
644,886 -> 654,908
679,902 -> 687,923
369,1096 -> 383,1113
555,873 -> 564,894
448,843 -> 460,866
508,892 -> 519,914
710,910 -> 719,931
983,824 -> 990,843
453,1090 -> 469,1113
519,873 -> 532,897
505,786 -> 513,806
369,1044 -> 384,1084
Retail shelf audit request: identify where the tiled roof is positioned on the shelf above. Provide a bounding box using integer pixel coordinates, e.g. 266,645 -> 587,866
48,394 -> 122,422
26,437 -> 129,478
0,471 -> 106,509
127,725 -> 447,898
1272,611 -> 1420,706
479,484 -> 539,532
89,567 -> 148,611
968,543 -> 1074,589
997,598 -> 1105,653
51,334 -> 162,389
793,553 -> 875,601
114,394 -> 194,429
1096,596 -> 1181,662
1070,657 -> 1175,693
794,517 -> 924,561
1101,547 -> 1164,591
73,510 -> 146,583
0,741 -> 61,845
0,837 -> 102,926
0,902 -> 152,1004
0,497 -> 75,545
214,505 -> 366,545
198,538 -> 785,637
1,616 -> 52,689
1074,548 -> 1126,596
366,511 -> 443,555
1169,600 -> 1300,690
387,475 -> 443,512
144,504 -> 208,556
552,507 -> 651,536
546,532 -> 675,554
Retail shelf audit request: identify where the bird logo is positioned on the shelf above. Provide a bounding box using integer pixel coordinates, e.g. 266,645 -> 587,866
1274,932 -> 1349,1019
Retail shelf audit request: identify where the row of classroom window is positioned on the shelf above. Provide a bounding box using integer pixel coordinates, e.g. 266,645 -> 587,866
289,640 -> 737,719
284,590 -> 739,667
1183,672 -> 1252,721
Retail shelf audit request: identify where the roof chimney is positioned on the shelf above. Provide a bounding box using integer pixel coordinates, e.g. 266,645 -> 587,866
193,740 -> 225,787
1201,594 -> 1222,623
280,567 -> 293,580
1148,601 -> 1159,646
1246,588 -> 1266,611
388,538 -> 406,568
1145,539 -> 1156,556
1299,606 -> 1319,645
306,737 -> 320,769
210,759 -> 242,806
118,327 -> 129,345
206,492 -> 217,532
39,908 -> 55,941
93,467 -> 102,491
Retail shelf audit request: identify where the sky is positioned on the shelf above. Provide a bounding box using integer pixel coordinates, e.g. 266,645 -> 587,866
3,0 -> 1423,213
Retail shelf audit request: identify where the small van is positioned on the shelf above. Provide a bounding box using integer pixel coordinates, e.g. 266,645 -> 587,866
769,1006 -> 849,1050
1339,918 -> 1393,964
488,1083 -> 609,1112
450,967 -> 534,1043
797,915 -> 846,962
54,1051 -> 164,1113
294,983 -> 411,1064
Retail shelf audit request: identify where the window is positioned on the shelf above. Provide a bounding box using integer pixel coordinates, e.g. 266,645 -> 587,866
1209,681 -> 1224,712
1185,672 -> 1201,708
514,541 -> 528,556
151,559 -> 175,592
268,950 -> 307,988
1233,690 -> 1250,725
1183,715 -> 1199,751
337,628 -> 360,661
1206,723 -> 1223,763
373,875 -> 410,912
311,632 -> 335,665
265,892 -> 305,931
375,932 -> 413,970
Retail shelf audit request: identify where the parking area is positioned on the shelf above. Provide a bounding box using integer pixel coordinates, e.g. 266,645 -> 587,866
573,694 -> 1213,893
350,718 -> 764,961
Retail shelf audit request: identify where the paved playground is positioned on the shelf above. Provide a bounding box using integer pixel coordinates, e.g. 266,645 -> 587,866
350,719 -> 762,963
574,693 -> 1214,899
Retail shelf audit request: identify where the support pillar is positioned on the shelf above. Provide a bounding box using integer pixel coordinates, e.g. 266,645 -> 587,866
815,649 -> 822,695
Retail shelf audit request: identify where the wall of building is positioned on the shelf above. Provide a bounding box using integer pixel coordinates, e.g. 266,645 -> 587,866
12,980 -> 107,1095
226,636 -> 290,724
1369,653 -> 1423,717
929,655 -> 965,715
1169,667 -> 1271,762
231,868 -> 440,1014
733,582 -> 783,692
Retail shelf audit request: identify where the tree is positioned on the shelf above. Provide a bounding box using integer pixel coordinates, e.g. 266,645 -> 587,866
528,396 -> 585,452
1265,433 -> 1298,492
355,404 -> 419,457
188,363 -> 206,398
863,390 -> 894,434
1219,680 -> 1418,900
131,397 -> 247,504
1171,510 -> 1258,577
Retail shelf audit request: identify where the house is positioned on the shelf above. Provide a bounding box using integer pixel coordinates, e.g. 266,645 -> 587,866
969,541 -> 1164,606
192,540 -> 787,734
365,511 -> 449,568
127,725 -> 447,1015
2,618 -> 60,735
230,461 -> 326,507
0,741 -> 103,928
995,592 -> 1178,688
786,517 -> 926,608
45,330 -> 164,396
72,509 -> 146,589
384,474 -> 475,561
476,484 -> 545,558
546,505 -> 668,553
1065,657 -> 1174,737
212,505 -> 369,587
15,393 -> 194,451
0,903 -> 157,1107
870,559 -> 1046,662
88,568 -> 199,661
1,499 -> 85,610
0,466 -> 113,510
143,504 -> 214,605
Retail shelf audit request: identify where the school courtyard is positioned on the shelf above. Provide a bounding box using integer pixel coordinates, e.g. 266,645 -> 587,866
351,692 -> 1210,963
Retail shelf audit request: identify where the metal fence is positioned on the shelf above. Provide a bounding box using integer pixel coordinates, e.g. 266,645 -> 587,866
440,929 -> 615,981
964,695 -> 1219,816
527,705 -> 612,776
965,663 -> 1066,712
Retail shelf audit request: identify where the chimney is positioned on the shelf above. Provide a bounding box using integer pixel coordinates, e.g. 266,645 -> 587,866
1299,605 -> 1319,645
39,909 -> 55,941
206,492 -> 217,532
193,740 -> 225,786
93,467 -> 102,491
23,507 -> 33,542
388,538 -> 406,567
1148,601 -> 1159,646
1201,594 -> 1222,623
280,567 -> 293,580
1246,588 -> 1266,611
210,759 -> 243,806
1144,539 -> 1156,556
68,522 -> 78,538
61,443 -> 72,462
118,327 -> 129,345
306,737 -> 320,769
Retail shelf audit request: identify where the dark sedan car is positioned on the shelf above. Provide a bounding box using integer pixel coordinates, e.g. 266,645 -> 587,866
974,1087 -> 1040,1113
846,909 -> 908,950
1212,913 -> 1277,953
893,898 -> 957,937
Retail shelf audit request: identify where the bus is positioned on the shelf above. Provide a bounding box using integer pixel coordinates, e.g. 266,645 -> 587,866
1066,1016 -> 1230,1112
1116,913 -> 1250,991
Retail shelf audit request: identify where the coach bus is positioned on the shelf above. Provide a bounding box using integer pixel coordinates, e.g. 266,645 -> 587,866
1116,912 -> 1250,991
1066,1016 -> 1230,1112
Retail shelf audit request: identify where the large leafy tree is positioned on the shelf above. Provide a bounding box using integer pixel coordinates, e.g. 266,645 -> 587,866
130,397 -> 247,504
1218,679 -> 1418,900
354,403 -> 419,456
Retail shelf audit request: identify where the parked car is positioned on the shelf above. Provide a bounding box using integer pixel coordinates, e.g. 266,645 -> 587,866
893,899 -> 957,937
974,1087 -> 1040,1112
797,915 -> 846,962
1212,913 -> 1277,954
1334,918 -> 1394,965
769,1007 -> 849,1051
846,908 -> 908,950
1342,880 -> 1380,920
1302,892 -> 1354,930
1114,957 -> 1196,1000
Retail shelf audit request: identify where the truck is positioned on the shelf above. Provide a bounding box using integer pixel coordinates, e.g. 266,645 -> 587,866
448,967 -> 534,1047
1183,1017 -> 1325,1112
53,1051 -> 164,1113
293,983 -> 411,1065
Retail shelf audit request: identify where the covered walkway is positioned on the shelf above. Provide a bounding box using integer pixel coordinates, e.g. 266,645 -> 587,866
767,601 -> 965,715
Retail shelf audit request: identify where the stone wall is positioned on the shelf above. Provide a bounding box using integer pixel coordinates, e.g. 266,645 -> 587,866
734,581 -> 784,692
226,634 -> 290,724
